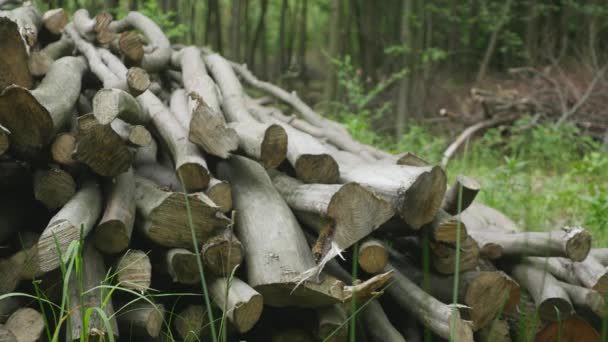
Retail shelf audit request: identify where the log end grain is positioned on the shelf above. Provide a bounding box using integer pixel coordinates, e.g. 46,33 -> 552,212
233,292 -> 263,334
358,240 -> 388,274
42,8 -> 68,35
205,179 -> 232,213
128,125 -> 152,147
463,271 -> 518,329
0,18 -> 32,90
202,231 -> 243,276
174,305 -> 208,341
400,165 -> 447,229
116,249 -> 151,292
294,154 -> 339,184
126,67 -> 150,96
33,168 -> 76,210
0,325 -> 16,342
51,133 -> 77,166
564,226 -> 592,262
396,152 -> 429,166
176,162 -> 210,192
5,308 -> 44,342
94,219 -> 132,254
538,297 -> 574,322
260,124 -> 288,169
166,249 -> 200,284
119,31 -> 144,66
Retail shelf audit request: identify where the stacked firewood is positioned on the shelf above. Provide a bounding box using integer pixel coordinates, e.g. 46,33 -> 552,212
0,3 -> 604,341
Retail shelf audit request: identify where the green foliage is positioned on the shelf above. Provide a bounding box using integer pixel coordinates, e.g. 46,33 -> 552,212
111,0 -> 187,39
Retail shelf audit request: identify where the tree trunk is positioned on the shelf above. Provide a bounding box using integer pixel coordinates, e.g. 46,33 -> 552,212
323,0 -> 342,101
395,0 -> 411,137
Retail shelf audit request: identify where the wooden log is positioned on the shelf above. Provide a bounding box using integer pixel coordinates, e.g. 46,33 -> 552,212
5,308 -> 44,342
0,3 -> 40,53
134,162 -> 182,191
72,8 -> 95,40
93,88 -> 147,125
589,248 -> 608,266
425,209 -> 468,244
94,169 -> 136,254
510,263 -> 573,321
523,256 -> 580,285
115,249 -> 151,292
32,165 -> 76,210
0,298 -> 19,324
228,121 -> 288,170
469,226 -> 591,261
41,8 -> 67,34
201,228 -> 243,276
270,171 -> 393,267
133,138 -> 157,166
0,324 -> 16,342
74,114 -> 134,177
172,47 -> 238,158
67,243 -> 119,341
558,280 -> 604,318
28,36 -> 73,76
126,67 -> 150,96
0,125 -> 8,157
571,256 -> 608,295
431,236 -> 480,274
117,302 -> 165,339
535,316 -> 600,342
208,277 -> 263,333
139,91 -> 210,191
134,176 -> 230,247
165,248 -> 200,284
218,155 -> 377,307
0,56 -> 86,159
50,132 -> 77,166
442,175 -> 480,215
109,12 -> 171,71
385,263 -> 474,341
37,180 -> 103,272
0,16 -> 31,90
475,319 -> 510,342
0,231 -> 40,294
206,177 -> 232,213
110,119 -> 152,147
395,151 -> 430,166
316,305 -> 347,342
358,239 -> 389,274
460,202 -> 520,234
361,300 -> 407,342
173,305 -> 208,341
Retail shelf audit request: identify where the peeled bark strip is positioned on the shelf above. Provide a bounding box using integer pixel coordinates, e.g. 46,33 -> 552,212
134,176 -> 230,248
0,125 -> 8,156
358,239 -> 389,274
0,56 -> 86,158
41,8 -> 67,34
93,88 -> 147,125
385,264 -> 474,341
208,277 -> 263,333
32,166 -> 76,210
94,169 -> 136,254
535,316 -> 600,342
110,119 -> 152,147
218,155 -> 353,307
316,305 -> 347,342
338,163 -> 446,229
115,249 -> 151,292
67,243 -> 119,341
360,301 -> 407,342
165,248 -> 200,284
431,236 -> 480,274
511,263 -> 573,321
468,226 -> 591,261
442,175 -> 480,215
117,302 -> 164,339
139,91 -> 210,191
74,114 -> 134,177
50,132 -> 77,166
28,36 -> 73,76
201,228 -> 243,276
0,16 -> 31,90
205,177 -> 232,213
270,171 -> 393,273
109,12 -> 171,71
126,67 -> 150,96
5,308 -> 43,342
173,46 -> 238,158
37,180 -> 102,272
173,305 -> 208,341
558,280 -> 604,318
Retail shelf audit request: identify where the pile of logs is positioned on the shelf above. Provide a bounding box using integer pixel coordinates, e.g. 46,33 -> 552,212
0,3 -> 605,341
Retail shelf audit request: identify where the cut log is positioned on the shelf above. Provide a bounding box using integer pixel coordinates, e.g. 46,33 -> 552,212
431,236 -> 480,274
0,3 -> 40,53
468,227 -> 591,261
134,162 -> 181,191
337,162 -> 446,229
0,56 -> 86,159
111,119 -> 152,147
442,175 -> 480,215
139,91 -> 210,191
173,305 -> 208,341
535,316 -> 600,342
218,155 -> 370,307
134,176 -> 230,247
74,114 -> 134,177
50,132 -> 77,166
37,180 -> 102,272
360,300 -> 407,342
358,239 -> 389,274
93,88 -> 147,125
589,248 -> 608,266
316,305 -> 347,342
0,16 -> 31,90
117,302 -> 165,339
395,151 -> 430,166
385,263 -> 474,341
476,319 -> 510,342
0,125 -> 8,156
0,297 -> 19,324
94,169 -> 136,254
205,177 -> 232,213
424,209 -> 468,244
32,165 -> 75,210
113,31 -> 145,66
208,277 -> 263,333
133,138 -> 157,166
28,36 -> 73,76
523,256 -> 580,285
571,256 -> 608,295
510,263 -> 573,321
41,8 -> 67,34
172,47 -> 238,158
67,243 -> 119,341
460,202 -> 520,234
11,232 -> 41,280
72,8 -> 95,40
5,308 -> 44,342
270,171 -> 393,268
228,121 -> 288,170
201,228 -> 243,276
126,67 -> 150,96
558,280 -> 604,318
108,12 -> 171,71
115,249 -> 151,292
165,248 -> 200,284
0,325 -> 15,342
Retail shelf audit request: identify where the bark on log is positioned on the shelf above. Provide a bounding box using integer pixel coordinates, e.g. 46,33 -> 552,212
0,16 -> 31,90
358,239 -> 389,274
460,202 -> 521,233
589,248 -> 608,266
558,280 -> 604,318
0,325 -> 15,342
510,263 -> 573,321
571,256 -> 608,295
270,171 -> 393,268
133,138 -> 157,166
173,305 -> 208,341
206,177 -> 232,213
523,257 -> 580,285
41,8 -> 67,34
172,47 -> 238,158
442,175 -> 480,215
385,263 -> 474,341
139,91 -> 210,191
395,151 -> 430,166
0,3 -> 39,52
0,56 -> 86,159
108,12 -> 171,71
117,302 -> 164,339
165,248 -> 200,284
32,166 -> 76,210
208,277 -> 264,333
316,305 -> 347,342
67,243 -> 119,341
4,308 -> 44,342
93,88 -> 147,125
424,209 -> 468,244
37,180 -> 102,272
134,176 -> 230,247
28,36 -> 73,76
115,249 -> 151,292
94,169 -> 136,254
201,228 -> 243,276
110,119 -> 152,147
360,300 -> 407,342
126,67 -> 150,96
74,114 -> 134,177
